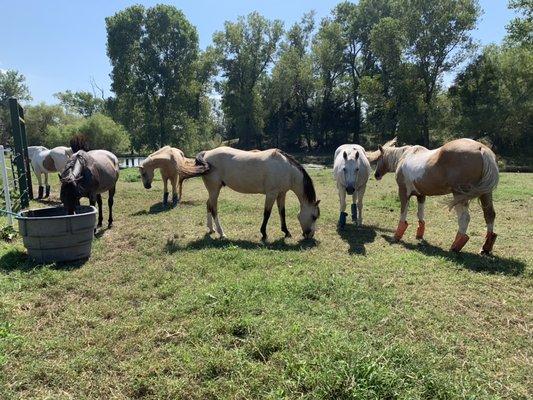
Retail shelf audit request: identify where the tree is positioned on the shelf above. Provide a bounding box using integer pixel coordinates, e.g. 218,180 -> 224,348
106,5 -> 208,152
213,12 -> 283,148
263,12 -> 316,149
54,90 -> 104,117
506,0 -> 533,48
24,103 -> 77,146
398,0 -> 480,146
0,70 -> 32,144
47,113 -> 130,153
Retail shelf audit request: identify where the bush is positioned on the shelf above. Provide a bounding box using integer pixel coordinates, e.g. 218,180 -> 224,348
47,113 -> 130,153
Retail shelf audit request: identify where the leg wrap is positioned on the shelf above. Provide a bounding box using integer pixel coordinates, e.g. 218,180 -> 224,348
394,221 -> 408,241
481,232 -> 497,254
37,186 -> 44,199
338,212 -> 348,228
163,192 -> 169,206
351,203 -> 358,222
450,232 -> 469,252
172,193 -> 179,207
45,185 -> 50,198
416,220 -> 425,239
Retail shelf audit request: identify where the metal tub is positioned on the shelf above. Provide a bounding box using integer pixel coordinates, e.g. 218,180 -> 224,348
17,205 -> 97,263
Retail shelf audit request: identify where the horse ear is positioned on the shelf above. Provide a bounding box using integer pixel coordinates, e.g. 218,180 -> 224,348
315,200 -> 321,206
355,151 -> 359,159
58,173 -> 62,181
343,151 -> 347,160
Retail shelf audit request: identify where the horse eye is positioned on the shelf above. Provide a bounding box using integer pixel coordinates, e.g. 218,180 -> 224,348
312,215 -> 318,221
343,167 -> 346,172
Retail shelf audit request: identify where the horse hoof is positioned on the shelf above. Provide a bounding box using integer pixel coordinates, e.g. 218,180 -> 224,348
219,234 -> 227,239
108,224 -> 113,229
261,236 -> 267,242
284,232 -> 292,238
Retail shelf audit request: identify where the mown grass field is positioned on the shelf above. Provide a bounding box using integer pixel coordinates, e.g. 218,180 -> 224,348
0,169 -> 531,399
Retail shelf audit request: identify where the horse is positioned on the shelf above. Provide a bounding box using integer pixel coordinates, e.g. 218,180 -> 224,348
60,150 -> 119,228
174,146 -> 321,240
27,145 -> 73,198
367,138 -> 499,254
138,146 -> 194,207
333,144 -> 371,228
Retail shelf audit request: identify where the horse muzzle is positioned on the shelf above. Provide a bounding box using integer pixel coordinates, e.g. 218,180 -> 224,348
374,172 -> 382,181
346,186 -> 355,195
303,230 -> 315,239
144,183 -> 152,189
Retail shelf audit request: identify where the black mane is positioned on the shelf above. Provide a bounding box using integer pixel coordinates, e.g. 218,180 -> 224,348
70,134 -> 89,153
277,150 -> 317,203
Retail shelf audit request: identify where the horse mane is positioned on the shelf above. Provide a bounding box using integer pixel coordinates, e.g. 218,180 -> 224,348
277,150 -> 317,204
70,134 -> 89,153
61,151 -> 88,183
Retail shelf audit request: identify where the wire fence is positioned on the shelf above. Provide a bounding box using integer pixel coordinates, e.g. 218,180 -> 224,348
0,145 -> 26,225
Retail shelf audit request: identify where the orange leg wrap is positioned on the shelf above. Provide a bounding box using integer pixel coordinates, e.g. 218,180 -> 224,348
416,220 -> 425,240
394,221 -> 408,241
480,231 -> 497,255
450,232 -> 469,252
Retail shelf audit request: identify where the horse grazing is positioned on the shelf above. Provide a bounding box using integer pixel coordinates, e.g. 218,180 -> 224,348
27,146 -> 73,198
138,146 -> 194,206
60,150 -> 119,228
175,146 -> 321,240
368,138 -> 499,254
333,144 -> 371,228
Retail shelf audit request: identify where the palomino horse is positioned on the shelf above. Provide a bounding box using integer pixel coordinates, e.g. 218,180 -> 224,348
333,144 -> 371,228
60,150 -> 119,228
175,147 -> 321,240
27,146 -> 72,198
139,146 -> 193,206
368,138 -> 499,254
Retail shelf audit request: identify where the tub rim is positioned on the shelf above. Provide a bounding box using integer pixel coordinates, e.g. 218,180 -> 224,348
15,205 -> 97,221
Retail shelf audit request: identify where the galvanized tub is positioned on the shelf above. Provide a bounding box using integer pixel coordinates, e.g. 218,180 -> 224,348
17,205 -> 97,263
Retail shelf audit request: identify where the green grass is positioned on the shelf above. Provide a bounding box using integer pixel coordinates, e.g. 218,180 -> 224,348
0,169 -> 531,399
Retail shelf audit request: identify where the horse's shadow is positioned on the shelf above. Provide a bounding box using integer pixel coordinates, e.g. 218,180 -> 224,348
165,234 -> 318,253
0,248 -> 87,273
34,198 -> 62,206
381,234 -> 526,276
131,200 -> 203,216
337,224 -> 377,255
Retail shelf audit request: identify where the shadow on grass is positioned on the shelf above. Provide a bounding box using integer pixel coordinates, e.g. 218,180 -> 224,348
34,198 -> 62,206
131,199 -> 203,216
337,224 -> 377,255
0,248 -> 87,273
381,234 -> 526,276
165,234 -> 318,253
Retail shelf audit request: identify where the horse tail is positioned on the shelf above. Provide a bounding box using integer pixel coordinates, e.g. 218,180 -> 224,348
449,147 -> 499,208
175,151 -> 210,179
70,134 -> 89,153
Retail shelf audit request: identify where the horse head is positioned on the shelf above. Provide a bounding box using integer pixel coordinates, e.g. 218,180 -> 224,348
342,149 -> 361,195
60,153 -> 88,214
368,138 -> 397,180
138,161 -> 154,189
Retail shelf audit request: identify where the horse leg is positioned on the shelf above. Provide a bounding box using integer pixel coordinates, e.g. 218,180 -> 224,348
480,193 -> 497,254
107,187 -> 115,228
170,176 -> 179,207
178,176 -> 184,202
162,177 -> 169,206
277,192 -> 291,238
207,184 -> 225,238
416,195 -> 426,239
96,194 -> 103,228
355,185 -> 366,226
337,184 -> 347,228
450,198 -> 470,252
260,193 -> 277,241
394,184 -> 410,241
36,171 -> 43,199
44,173 -> 50,198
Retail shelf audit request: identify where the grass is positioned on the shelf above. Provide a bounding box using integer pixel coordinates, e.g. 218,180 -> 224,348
0,169 -> 531,399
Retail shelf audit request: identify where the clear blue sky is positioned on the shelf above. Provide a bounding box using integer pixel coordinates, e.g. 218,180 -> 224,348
0,0 -> 516,104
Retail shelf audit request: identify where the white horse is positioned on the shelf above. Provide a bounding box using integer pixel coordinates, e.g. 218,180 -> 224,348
333,144 -> 371,228
27,146 -> 72,198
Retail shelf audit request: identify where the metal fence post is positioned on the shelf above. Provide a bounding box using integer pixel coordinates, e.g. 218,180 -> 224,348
9,98 -> 30,208
18,103 -> 33,199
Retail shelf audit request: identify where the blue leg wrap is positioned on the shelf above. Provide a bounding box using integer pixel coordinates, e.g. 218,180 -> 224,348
338,212 -> 348,228
351,203 -> 358,222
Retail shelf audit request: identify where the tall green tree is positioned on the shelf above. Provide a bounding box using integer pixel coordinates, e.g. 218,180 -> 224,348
106,4 -> 208,152
0,70 -> 32,144
398,0 -> 480,146
213,12 -> 283,148
506,0 -> 533,47
54,90 -> 104,117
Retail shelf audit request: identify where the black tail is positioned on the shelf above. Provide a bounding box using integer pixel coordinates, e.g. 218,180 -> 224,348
70,134 -> 89,153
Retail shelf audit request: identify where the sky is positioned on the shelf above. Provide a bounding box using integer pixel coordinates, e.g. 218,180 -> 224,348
0,0 -> 517,104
